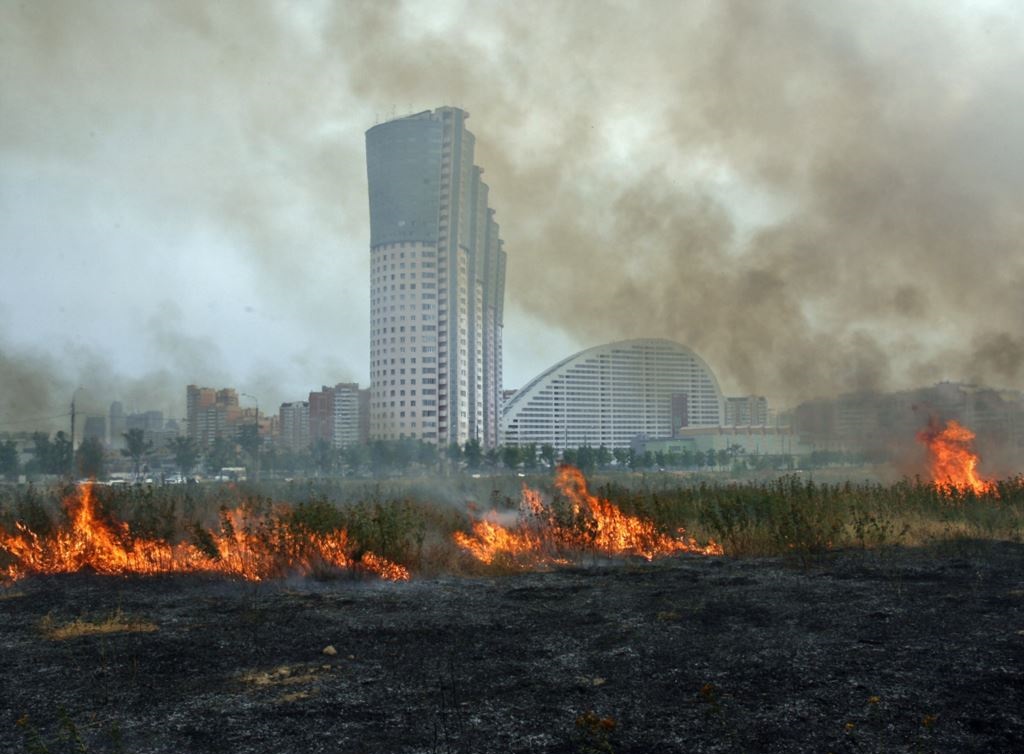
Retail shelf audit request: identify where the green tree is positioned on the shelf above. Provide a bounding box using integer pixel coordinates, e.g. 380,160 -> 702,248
501,445 -> 521,470
168,436 -> 199,477
312,439 -> 335,477
28,432 -> 52,475
415,441 -> 438,471
393,439 -> 417,471
446,442 -> 463,475
521,443 -> 538,470
716,448 -> 731,470
539,443 -> 557,470
238,424 -> 262,482
341,443 -> 370,476
484,446 -> 500,469
463,438 -> 483,470
75,436 -> 105,479
0,439 -> 20,480
52,431 -> 73,476
595,445 -> 612,469
121,429 -> 153,478
575,446 -> 596,472
206,435 -> 237,475
261,443 -> 278,479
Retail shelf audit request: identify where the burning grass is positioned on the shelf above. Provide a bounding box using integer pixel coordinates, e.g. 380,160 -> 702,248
2,465 -> 1023,582
454,465 -> 723,569
0,482 -> 410,583
917,418 -> 997,495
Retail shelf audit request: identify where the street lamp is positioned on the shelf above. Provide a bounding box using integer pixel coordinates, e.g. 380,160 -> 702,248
68,386 -> 88,479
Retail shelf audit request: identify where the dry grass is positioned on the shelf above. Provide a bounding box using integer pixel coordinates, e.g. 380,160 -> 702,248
39,608 -> 158,641
239,664 -> 323,688
238,663 -> 330,704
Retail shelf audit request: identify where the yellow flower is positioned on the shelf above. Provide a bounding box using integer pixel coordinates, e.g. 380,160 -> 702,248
867,695 -> 881,705
844,722 -> 856,732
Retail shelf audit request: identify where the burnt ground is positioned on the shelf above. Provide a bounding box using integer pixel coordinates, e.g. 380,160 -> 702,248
2,543 -> 1023,754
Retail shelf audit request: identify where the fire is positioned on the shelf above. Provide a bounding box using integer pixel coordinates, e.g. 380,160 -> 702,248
454,465 -> 723,567
917,419 -> 996,495
0,482 -> 409,583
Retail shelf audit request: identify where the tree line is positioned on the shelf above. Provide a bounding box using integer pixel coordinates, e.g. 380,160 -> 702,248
1,429 -> 877,483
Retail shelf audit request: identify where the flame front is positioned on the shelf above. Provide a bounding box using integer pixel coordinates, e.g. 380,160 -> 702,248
455,465 -> 722,567
0,483 -> 409,583
917,419 -> 995,495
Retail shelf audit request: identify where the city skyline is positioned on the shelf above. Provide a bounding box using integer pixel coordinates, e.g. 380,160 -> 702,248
4,2 -> 1024,434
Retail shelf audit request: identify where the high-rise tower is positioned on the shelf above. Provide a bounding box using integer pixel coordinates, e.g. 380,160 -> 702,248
366,107 -> 506,448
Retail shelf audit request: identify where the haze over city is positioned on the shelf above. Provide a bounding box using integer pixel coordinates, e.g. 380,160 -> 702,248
3,0 -> 1024,429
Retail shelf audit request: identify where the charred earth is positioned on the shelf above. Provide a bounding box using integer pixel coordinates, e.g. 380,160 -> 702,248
2,543 -> 1023,753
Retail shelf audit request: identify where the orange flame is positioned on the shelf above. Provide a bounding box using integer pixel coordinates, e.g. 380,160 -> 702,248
0,482 -> 409,583
916,419 -> 995,495
454,465 -> 722,567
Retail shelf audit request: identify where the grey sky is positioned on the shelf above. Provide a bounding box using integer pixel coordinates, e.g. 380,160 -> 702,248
2,0 -> 1023,429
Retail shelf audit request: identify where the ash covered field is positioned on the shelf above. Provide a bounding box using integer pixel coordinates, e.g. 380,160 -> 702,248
3,544 -> 1023,754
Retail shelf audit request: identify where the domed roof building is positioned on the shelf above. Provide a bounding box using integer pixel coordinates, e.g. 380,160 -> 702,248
501,338 -> 725,451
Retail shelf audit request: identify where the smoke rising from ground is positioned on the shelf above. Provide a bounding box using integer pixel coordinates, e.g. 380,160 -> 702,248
2,0 -> 1023,428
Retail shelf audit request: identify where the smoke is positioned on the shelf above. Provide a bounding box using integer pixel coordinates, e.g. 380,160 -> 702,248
3,0 -> 1024,428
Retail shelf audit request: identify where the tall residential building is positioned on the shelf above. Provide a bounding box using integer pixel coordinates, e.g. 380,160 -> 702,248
366,107 -> 507,448
332,383 -> 363,449
186,385 -> 241,449
278,401 -> 310,450
308,386 -> 335,447
308,383 -> 369,449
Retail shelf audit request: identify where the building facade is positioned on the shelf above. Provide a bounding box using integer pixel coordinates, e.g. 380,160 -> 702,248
332,383 -> 364,449
366,107 -> 506,448
186,385 -> 241,449
278,401 -> 310,450
724,395 -> 769,427
109,401 -> 126,449
501,339 -> 726,452
306,383 -> 369,449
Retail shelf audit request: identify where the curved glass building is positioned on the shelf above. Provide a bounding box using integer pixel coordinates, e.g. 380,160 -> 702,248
501,339 -> 725,450
366,108 -> 506,447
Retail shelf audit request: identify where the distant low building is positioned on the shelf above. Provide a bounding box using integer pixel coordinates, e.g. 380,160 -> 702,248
791,382 -> 1024,468
634,426 -> 811,458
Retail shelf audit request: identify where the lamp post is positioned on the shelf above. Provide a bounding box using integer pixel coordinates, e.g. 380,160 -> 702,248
68,386 -> 87,479
240,393 -> 260,482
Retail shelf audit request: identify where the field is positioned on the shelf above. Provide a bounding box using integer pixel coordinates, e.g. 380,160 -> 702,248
1,471 -> 1023,752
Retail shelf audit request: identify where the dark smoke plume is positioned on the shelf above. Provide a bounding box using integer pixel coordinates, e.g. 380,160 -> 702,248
3,0 -> 1023,427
